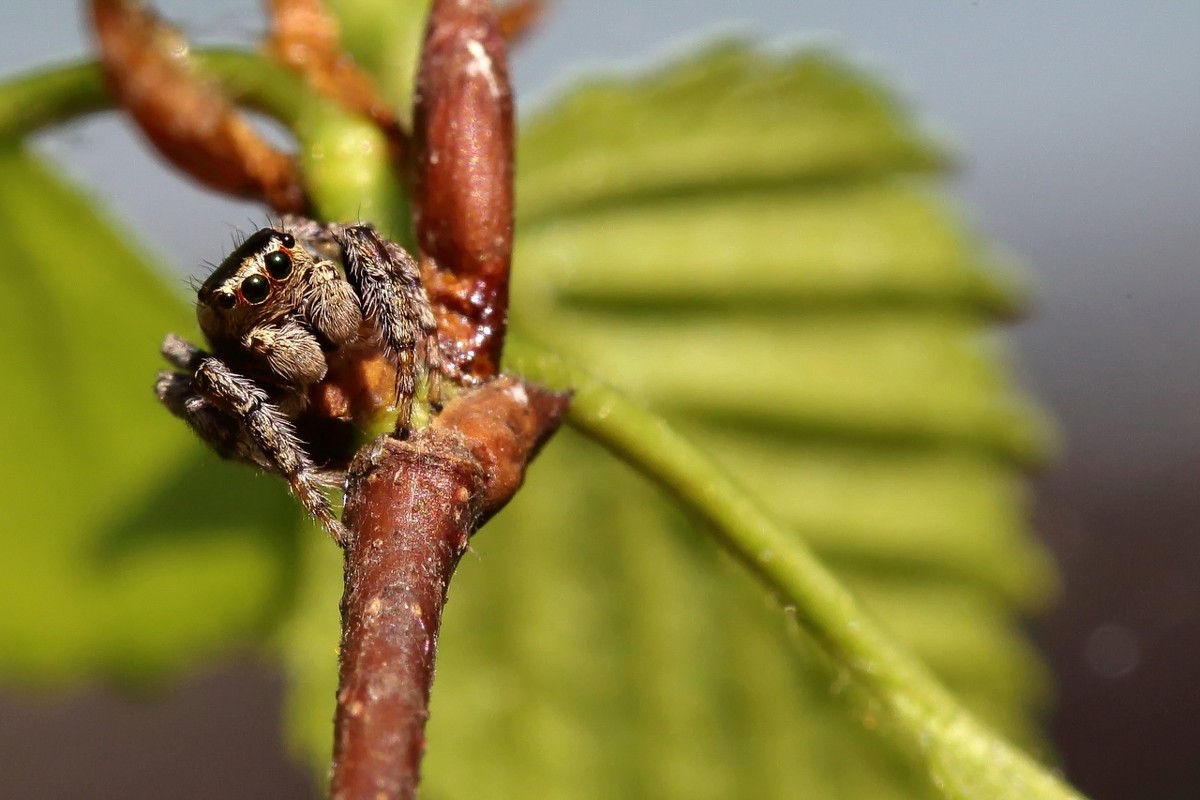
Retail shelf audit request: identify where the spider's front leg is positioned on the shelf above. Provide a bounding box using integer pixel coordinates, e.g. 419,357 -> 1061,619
157,334 -> 267,467
334,224 -> 440,429
157,369 -> 269,469
189,357 -> 349,544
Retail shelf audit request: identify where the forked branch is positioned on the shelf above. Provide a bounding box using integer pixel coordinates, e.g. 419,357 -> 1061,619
87,1 -> 558,796
332,378 -> 568,799
332,2 -> 553,798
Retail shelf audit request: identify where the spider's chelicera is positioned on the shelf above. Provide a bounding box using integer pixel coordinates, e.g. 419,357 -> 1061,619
156,216 -> 440,543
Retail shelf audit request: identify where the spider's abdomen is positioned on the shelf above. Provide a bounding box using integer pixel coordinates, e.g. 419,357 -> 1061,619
307,340 -> 401,427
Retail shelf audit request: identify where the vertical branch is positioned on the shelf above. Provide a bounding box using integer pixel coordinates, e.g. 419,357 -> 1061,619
330,4 -> 566,800
331,433 -> 480,800
330,380 -> 569,800
413,0 -> 515,383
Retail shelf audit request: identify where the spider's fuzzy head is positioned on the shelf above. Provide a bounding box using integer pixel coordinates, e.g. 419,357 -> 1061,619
197,226 -> 314,342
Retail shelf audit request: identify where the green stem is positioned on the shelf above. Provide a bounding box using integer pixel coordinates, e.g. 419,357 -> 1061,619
0,50 -> 313,140
0,51 -> 409,237
506,338 -> 1084,800
0,62 -> 107,138
326,0 -> 431,126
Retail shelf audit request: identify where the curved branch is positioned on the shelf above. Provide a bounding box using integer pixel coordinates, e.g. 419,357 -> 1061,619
266,0 -> 407,148
90,0 -> 308,213
0,52 -> 316,148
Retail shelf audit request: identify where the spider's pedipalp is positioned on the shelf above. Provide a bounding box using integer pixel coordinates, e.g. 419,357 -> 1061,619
304,259 -> 364,346
243,320 -> 328,387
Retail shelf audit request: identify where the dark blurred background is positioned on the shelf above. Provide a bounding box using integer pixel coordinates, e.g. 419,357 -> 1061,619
1,2 -> 1197,798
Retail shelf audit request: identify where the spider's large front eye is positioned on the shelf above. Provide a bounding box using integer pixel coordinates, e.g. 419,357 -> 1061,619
240,274 -> 271,304
265,250 -> 292,279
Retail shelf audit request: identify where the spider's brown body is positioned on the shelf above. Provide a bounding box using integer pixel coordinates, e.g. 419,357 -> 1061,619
156,217 -> 440,542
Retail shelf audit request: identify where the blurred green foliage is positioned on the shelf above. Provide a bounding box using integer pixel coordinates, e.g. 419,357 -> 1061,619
0,4 -> 1065,798
0,143 -> 300,685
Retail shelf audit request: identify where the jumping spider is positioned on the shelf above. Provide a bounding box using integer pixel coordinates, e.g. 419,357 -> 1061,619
156,216 -> 441,544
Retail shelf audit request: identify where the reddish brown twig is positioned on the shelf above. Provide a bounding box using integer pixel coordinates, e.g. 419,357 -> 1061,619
413,0 -> 515,383
498,0 -> 551,45
332,379 -> 569,799
89,0 -> 307,213
330,5 -> 541,796
264,0 -> 407,148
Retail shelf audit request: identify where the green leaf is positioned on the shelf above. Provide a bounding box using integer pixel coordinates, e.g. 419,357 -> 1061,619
514,181 -> 1026,316
517,42 -> 948,223
424,42 -> 1061,799
696,430 -> 1055,606
425,431 -> 940,799
0,143 -> 299,686
0,30 -> 1069,799
528,311 -> 1047,463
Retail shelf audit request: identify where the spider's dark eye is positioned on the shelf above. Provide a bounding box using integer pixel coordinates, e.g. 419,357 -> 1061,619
265,250 -> 292,279
215,292 -> 237,310
278,232 -> 295,248
240,274 -> 271,304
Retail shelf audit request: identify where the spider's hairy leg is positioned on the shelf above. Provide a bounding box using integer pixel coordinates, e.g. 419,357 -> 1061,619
158,335 -> 265,465
193,358 -> 348,544
161,332 -> 205,371
281,214 -> 341,262
335,224 -> 438,430
280,214 -> 331,243
383,238 -> 443,404
157,370 -> 270,468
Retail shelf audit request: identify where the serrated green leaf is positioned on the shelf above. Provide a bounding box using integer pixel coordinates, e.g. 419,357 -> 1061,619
246,34 -> 1070,800
526,312 -> 1048,463
515,182 -> 1025,316
426,41 -> 1057,800
508,344 -> 1076,800
0,22 -> 1075,798
0,143 -> 298,685
517,43 -> 948,222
